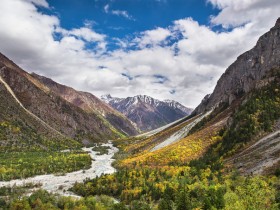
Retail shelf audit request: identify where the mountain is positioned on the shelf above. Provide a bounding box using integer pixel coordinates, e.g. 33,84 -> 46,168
193,18 -> 280,115
0,53 -> 138,151
191,17 -> 280,175
117,18 -> 280,175
101,94 -> 193,131
31,73 -> 139,137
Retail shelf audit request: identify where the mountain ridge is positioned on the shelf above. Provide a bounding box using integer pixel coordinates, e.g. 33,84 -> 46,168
101,94 -> 193,131
31,73 -> 139,137
0,52 -> 138,151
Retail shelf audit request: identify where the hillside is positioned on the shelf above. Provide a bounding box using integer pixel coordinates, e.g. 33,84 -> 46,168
101,94 -> 193,131
31,73 -> 139,137
0,53 -> 138,150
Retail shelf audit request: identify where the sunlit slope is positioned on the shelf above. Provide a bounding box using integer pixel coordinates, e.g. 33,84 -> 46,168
123,115 -> 200,154
124,110 -> 213,155
136,115 -> 191,138
118,105 -> 232,167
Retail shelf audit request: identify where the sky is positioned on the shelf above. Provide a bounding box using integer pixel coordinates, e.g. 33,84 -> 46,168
0,0 -> 279,108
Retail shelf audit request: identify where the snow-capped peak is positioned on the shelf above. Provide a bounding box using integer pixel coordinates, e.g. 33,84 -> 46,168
133,95 -> 160,105
100,94 -> 193,131
101,94 -> 122,104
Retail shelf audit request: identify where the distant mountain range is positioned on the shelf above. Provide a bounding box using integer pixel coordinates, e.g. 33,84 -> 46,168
101,94 -> 193,131
0,53 -> 138,151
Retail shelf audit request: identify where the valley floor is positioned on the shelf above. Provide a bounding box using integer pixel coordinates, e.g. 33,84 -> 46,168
0,142 -> 118,197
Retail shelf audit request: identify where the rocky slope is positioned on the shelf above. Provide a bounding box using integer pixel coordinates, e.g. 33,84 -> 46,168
194,18 -> 280,115
0,53 -> 138,150
227,129 -> 280,175
0,75 -> 78,151
101,94 -> 193,131
31,74 -> 138,136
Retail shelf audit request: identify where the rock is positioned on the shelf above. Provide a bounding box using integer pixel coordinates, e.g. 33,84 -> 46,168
194,17 -> 280,115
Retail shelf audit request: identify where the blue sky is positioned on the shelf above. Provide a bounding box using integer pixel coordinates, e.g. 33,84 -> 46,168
0,0 -> 279,107
45,0 -> 220,52
47,0 -> 218,39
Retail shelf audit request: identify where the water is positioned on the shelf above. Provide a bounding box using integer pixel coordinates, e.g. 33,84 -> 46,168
0,142 -> 118,197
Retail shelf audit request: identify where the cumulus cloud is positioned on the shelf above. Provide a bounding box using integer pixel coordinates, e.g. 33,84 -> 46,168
68,28 -> 105,42
134,27 -> 172,48
174,18 -> 256,67
208,0 -> 280,28
56,27 -> 107,51
0,0 -> 279,108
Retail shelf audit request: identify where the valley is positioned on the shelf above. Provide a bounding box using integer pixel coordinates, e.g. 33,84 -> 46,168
0,142 -> 118,196
0,1 -> 280,209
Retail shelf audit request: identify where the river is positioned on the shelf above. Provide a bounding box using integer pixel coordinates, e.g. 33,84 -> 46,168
0,142 -> 118,197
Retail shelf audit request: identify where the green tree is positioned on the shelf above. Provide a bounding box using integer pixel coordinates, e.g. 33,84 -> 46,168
176,190 -> 191,210
112,203 -> 128,210
130,200 -> 151,210
158,198 -> 172,210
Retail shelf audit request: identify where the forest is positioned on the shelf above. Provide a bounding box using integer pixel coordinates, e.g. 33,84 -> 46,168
0,151 -> 92,181
0,186 -> 125,210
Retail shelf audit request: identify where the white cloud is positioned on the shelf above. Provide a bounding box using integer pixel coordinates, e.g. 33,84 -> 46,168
59,36 -> 85,51
55,26 -> 106,52
104,4 -> 109,13
69,27 -> 105,42
103,3 -> 134,20
208,0 -> 280,28
111,10 -> 134,20
134,27 -> 172,48
174,18 -> 256,67
0,0 -> 279,108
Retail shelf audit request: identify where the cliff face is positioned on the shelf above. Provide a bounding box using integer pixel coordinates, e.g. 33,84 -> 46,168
194,18 -> 280,114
